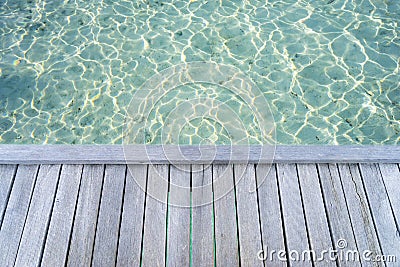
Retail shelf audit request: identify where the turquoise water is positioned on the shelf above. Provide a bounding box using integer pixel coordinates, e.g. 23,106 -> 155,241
0,0 -> 399,144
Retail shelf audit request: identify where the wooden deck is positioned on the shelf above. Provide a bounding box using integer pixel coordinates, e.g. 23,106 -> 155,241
0,163 -> 399,266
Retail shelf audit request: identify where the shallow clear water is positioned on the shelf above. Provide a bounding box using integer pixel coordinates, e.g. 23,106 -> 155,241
0,0 -> 399,144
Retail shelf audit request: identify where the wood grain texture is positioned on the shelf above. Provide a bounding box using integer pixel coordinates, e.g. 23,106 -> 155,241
337,164 -> 382,266
67,165 -> 104,267
0,165 -> 17,224
276,163 -> 312,267
116,165 -> 147,267
378,164 -> 400,223
41,165 -> 83,267
14,164 -> 62,267
213,164 -> 239,266
296,164 -> 335,266
1,145 -> 399,164
141,164 -> 169,267
359,164 -> 400,259
256,164 -> 286,266
166,165 -> 191,266
0,165 -> 39,266
191,165 -> 214,266
317,164 -> 360,266
92,165 -> 126,267
234,164 -> 263,266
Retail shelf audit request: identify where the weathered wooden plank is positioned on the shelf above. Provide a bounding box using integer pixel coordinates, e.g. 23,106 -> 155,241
317,164 -> 360,266
234,164 -> 263,266
256,164 -> 286,266
41,165 -> 84,266
67,165 -> 105,267
296,164 -> 335,266
116,165 -> 147,267
191,164 -> 214,266
1,145 -> 399,164
92,165 -> 126,266
166,165 -> 191,266
213,164 -> 239,266
0,165 -> 17,224
359,164 -> 400,259
0,145 -> 271,164
337,164 -> 382,266
141,164 -> 169,267
0,165 -> 39,266
378,163 -> 400,223
14,164 -> 62,267
276,163 -> 311,266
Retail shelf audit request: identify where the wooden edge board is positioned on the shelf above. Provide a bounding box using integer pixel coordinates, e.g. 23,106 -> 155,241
0,145 -> 399,164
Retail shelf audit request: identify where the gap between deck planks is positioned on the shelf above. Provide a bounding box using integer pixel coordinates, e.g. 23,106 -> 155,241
0,163 -> 398,266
